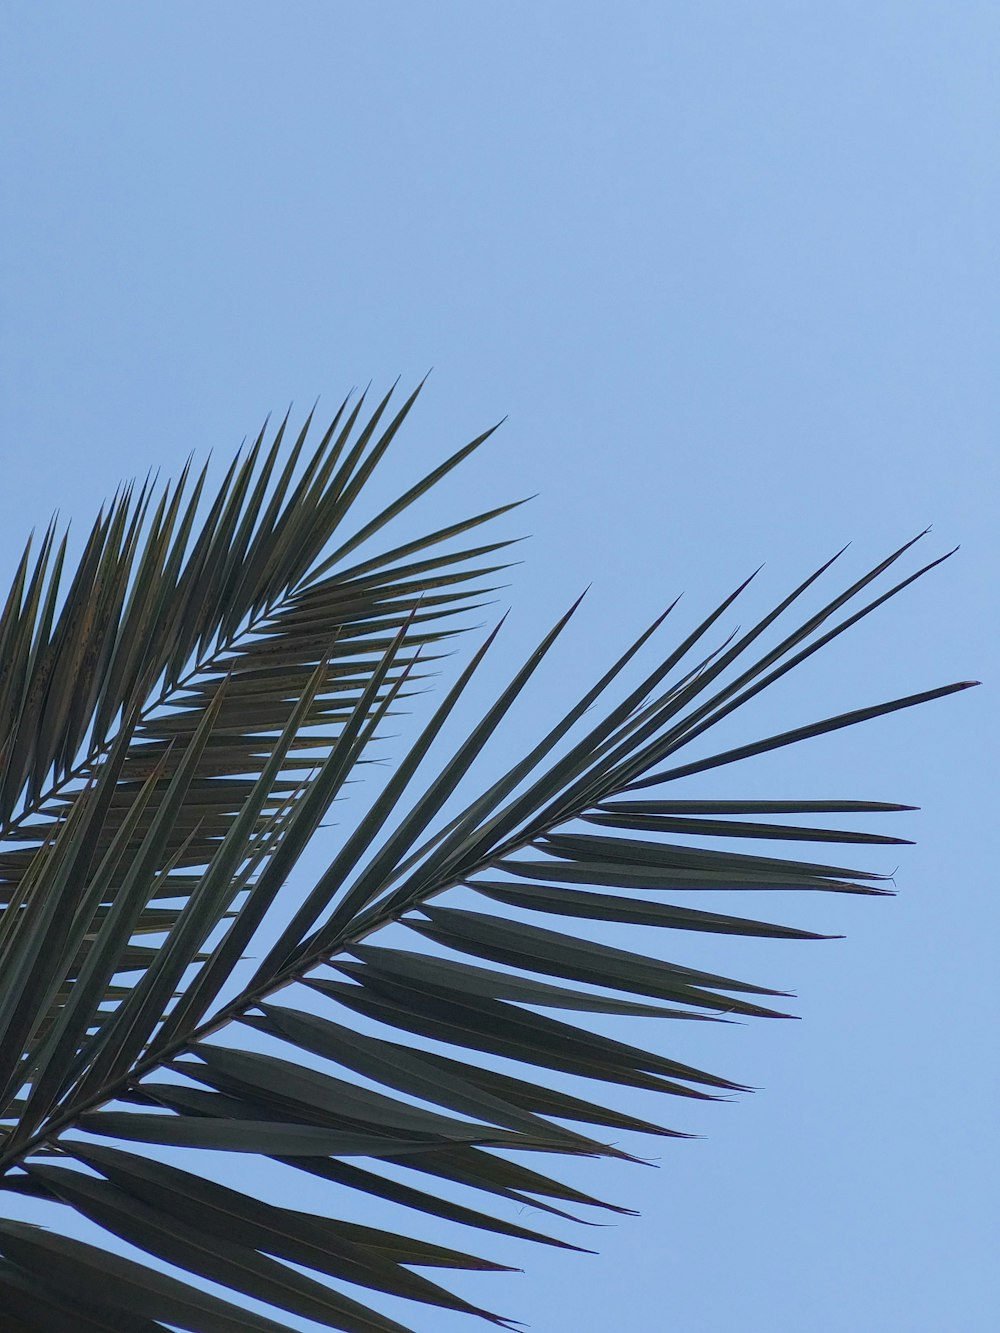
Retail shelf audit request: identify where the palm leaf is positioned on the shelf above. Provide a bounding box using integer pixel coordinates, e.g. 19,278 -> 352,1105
0,383 -> 517,1047
0,398 -> 975,1332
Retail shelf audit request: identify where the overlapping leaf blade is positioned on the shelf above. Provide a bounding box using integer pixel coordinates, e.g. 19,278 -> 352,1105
0,385 -> 514,943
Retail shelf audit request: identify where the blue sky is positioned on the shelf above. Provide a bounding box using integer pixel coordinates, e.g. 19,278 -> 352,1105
1,4 -> 996,1331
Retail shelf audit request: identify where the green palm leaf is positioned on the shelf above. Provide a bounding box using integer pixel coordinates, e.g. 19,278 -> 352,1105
0,390 -> 975,1332
0,383 -> 515,1045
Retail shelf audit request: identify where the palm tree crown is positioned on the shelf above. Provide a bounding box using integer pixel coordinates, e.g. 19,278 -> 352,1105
0,384 -> 975,1331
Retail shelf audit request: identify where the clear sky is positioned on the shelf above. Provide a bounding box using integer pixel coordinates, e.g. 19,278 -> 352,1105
1,4 -> 996,1331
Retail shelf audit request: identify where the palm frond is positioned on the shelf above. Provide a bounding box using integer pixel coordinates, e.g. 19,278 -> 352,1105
0,403 -> 975,1333
0,383 -> 517,1051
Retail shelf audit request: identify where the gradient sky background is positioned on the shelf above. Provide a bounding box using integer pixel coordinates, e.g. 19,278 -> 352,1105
1,4 -> 997,1331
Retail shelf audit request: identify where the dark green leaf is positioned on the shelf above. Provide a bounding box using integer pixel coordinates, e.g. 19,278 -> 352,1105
0,1220 -> 294,1333
470,879 -> 835,939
